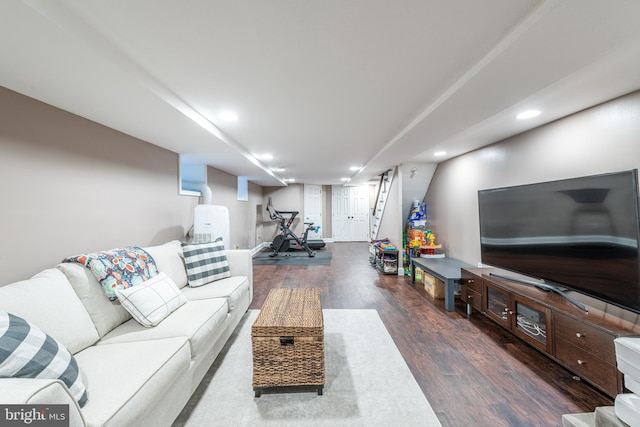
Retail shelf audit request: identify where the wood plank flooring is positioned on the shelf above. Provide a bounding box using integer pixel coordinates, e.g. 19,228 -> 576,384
250,242 -> 613,427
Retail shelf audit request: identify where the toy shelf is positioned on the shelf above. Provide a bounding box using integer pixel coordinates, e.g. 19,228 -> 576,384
369,244 -> 399,275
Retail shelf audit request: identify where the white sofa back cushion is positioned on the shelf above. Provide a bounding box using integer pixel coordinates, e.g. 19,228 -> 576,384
0,268 -> 99,354
56,262 -> 131,337
143,240 -> 188,288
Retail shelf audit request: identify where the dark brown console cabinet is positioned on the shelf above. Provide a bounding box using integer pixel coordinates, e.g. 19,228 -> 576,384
461,267 -> 640,398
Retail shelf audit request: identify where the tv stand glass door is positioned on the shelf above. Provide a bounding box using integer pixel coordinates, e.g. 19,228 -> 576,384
485,283 -> 552,352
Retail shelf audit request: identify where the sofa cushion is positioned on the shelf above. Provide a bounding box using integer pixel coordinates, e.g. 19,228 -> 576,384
0,378 -> 86,427
181,275 -> 249,312
63,246 -> 158,301
56,262 -> 132,337
615,393 -> 640,427
615,337 -> 640,383
181,241 -> 231,287
143,240 -> 188,288
74,337 -> 190,427
0,268 -> 99,354
625,374 -> 640,395
0,311 -> 88,407
116,272 -> 187,327
98,299 -> 229,361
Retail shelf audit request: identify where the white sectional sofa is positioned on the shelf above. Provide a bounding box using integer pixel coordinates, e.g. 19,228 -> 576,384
0,240 -> 253,427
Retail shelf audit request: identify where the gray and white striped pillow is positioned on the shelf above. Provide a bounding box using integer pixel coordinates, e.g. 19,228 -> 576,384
0,310 -> 88,407
181,241 -> 231,287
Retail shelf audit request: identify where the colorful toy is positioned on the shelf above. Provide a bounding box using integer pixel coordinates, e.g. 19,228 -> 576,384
408,200 -> 426,221
422,229 -> 441,255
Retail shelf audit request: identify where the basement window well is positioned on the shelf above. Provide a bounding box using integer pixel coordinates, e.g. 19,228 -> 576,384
179,156 -> 206,197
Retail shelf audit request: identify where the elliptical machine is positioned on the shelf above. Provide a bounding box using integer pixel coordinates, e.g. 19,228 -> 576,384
266,197 -> 326,257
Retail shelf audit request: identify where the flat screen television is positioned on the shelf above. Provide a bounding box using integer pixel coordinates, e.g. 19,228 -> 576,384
478,169 -> 640,313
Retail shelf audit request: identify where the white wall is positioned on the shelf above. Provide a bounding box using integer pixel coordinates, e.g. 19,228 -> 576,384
425,90 -> 640,266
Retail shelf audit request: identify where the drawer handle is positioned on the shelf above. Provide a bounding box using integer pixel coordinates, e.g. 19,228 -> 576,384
467,295 -> 472,299
280,336 -> 295,346
469,279 -> 474,284
577,359 -> 585,365
576,332 -> 585,338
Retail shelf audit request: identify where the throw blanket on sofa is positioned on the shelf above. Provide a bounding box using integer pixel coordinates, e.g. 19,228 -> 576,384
63,246 -> 158,301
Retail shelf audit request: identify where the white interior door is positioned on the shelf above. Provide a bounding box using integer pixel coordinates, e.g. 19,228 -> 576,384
332,185 -> 370,241
332,186 -> 351,241
304,184 -> 323,239
349,185 -> 370,240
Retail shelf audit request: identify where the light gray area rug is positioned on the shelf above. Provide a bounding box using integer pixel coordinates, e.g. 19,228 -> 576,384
173,309 -> 442,427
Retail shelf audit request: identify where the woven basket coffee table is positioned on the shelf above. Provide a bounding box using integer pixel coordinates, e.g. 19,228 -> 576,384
251,288 -> 324,397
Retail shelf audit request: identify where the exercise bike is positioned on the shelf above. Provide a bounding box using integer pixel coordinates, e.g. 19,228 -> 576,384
266,198 -> 326,257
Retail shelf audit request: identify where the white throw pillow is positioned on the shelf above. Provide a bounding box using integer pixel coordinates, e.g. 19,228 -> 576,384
115,272 -> 187,327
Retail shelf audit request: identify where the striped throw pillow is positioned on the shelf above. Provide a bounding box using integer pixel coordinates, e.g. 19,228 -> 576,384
181,241 -> 231,287
0,310 -> 88,407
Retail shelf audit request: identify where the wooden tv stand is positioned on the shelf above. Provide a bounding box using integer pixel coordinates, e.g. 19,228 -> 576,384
461,267 -> 640,398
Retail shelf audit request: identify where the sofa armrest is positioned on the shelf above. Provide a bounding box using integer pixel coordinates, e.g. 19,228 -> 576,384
224,249 -> 253,302
0,378 -> 85,427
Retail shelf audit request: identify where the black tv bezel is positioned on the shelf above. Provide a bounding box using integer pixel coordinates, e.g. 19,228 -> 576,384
478,169 -> 640,314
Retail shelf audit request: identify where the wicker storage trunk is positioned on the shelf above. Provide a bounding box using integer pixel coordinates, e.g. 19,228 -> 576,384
251,288 -> 324,397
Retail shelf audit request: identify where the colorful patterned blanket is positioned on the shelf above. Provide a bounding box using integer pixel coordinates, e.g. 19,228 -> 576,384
64,246 -> 158,301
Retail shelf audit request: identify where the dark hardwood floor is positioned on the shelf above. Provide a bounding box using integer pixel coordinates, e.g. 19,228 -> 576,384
250,242 -> 613,427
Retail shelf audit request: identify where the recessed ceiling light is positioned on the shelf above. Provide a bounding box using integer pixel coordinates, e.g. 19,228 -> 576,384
218,111 -> 238,122
259,153 -> 273,161
341,178 -> 349,181
284,178 -> 295,182
516,110 -> 541,120
271,167 -> 285,172
434,151 -> 446,157
349,166 -> 362,171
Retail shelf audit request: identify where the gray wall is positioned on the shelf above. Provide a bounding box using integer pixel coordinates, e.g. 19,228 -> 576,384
0,87 -> 249,285
262,184 -> 305,242
0,85 -> 344,286
261,184 -> 333,243
425,90 -> 640,266
206,166 -> 264,249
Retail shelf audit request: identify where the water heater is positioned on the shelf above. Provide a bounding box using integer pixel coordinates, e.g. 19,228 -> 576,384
193,205 -> 230,250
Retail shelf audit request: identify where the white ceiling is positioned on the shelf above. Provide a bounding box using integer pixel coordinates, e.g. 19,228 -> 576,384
2,0 -> 640,187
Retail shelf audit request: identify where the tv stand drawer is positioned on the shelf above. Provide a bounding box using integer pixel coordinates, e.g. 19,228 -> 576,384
554,312 -> 616,364
461,271 -> 483,313
555,338 -> 618,396
463,288 -> 482,312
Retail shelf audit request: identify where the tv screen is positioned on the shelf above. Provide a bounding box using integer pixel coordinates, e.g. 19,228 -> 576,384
478,170 -> 640,313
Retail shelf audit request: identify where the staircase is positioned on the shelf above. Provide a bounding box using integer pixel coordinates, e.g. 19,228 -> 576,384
370,167 -> 395,240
